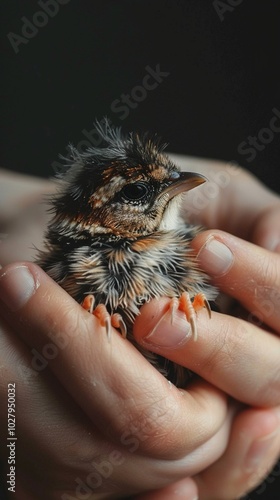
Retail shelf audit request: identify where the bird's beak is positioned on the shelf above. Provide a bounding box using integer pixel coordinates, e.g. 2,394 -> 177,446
161,172 -> 206,200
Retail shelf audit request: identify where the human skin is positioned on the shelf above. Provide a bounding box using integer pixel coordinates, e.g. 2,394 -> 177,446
0,158 -> 279,499
136,157 -> 280,499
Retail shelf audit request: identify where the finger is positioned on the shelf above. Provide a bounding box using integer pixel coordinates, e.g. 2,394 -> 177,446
195,406 -> 280,500
0,171 -> 54,265
192,230 -> 280,332
134,301 -> 280,407
0,168 -> 54,222
0,317 -> 233,497
135,477 -> 198,500
0,263 -> 227,459
170,154 -> 280,240
0,315 -> 101,496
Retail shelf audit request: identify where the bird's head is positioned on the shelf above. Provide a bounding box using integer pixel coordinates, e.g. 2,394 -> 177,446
52,121 -> 206,240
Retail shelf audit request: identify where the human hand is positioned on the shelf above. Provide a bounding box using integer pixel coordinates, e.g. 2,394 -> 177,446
170,154 -> 280,248
133,156 -> 280,499
0,262 -> 232,499
134,229 -> 280,499
0,169 -> 54,265
1,159 -> 279,499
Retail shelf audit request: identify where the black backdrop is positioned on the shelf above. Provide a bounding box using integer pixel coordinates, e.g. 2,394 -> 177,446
1,1 -> 280,498
1,0 -> 280,191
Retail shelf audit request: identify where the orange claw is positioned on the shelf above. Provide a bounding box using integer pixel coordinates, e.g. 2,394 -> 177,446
192,292 -> 211,318
82,294 -> 95,313
177,291 -> 211,341
81,295 -> 127,341
93,304 -> 112,341
111,313 -> 127,338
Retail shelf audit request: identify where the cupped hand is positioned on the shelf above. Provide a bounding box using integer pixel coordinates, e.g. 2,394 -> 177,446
133,157 -> 280,499
170,154 -> 280,248
0,262 -> 231,500
0,168 -> 54,265
135,231 -> 280,401
1,159 -> 280,499
134,232 -> 280,497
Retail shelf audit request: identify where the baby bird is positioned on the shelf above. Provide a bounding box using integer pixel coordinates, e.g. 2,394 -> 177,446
38,121 -> 216,387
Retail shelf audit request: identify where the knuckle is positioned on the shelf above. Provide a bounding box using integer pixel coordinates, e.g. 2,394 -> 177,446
202,316 -> 248,375
116,388 -> 189,459
259,254 -> 280,289
126,398 -> 176,454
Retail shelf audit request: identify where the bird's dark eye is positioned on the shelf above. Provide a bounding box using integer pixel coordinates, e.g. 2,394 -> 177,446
120,182 -> 150,203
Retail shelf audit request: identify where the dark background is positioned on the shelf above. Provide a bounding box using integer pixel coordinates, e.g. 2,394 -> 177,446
1,1 -> 280,498
1,0 -> 280,192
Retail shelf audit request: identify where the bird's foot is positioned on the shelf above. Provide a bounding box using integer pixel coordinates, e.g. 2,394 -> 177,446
82,294 -> 127,341
169,292 -> 211,341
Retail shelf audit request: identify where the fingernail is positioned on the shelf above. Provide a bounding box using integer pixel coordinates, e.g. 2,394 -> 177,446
197,237 -> 234,277
244,428 -> 280,472
143,307 -> 192,348
173,481 -> 199,498
0,265 -> 39,311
